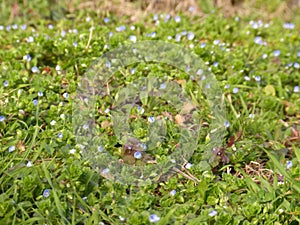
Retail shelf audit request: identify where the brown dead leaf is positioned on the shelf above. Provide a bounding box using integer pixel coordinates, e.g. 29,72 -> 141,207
175,114 -> 185,126
16,141 -> 26,153
101,121 -> 111,128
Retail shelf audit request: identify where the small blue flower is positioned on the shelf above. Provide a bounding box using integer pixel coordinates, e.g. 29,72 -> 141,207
262,53 -> 268,59
104,108 -> 110,114
151,31 -> 156,38
12,24 -> 18,30
213,62 -> 219,67
294,86 -> 299,93
129,35 -> 137,43
8,146 -> 16,152
209,210 -> 217,217
187,32 -> 195,40
106,61 -> 111,68
63,93 -> 69,99
130,68 -> 135,74
189,6 -> 195,12
21,24 -> 27,30
213,40 -> 220,45
233,87 -> 239,94
137,106 -> 144,114
97,146 -> 104,152
23,54 -> 32,62
31,66 -> 39,73
283,23 -> 294,29
103,17 -> 110,23
255,76 -> 261,82
286,161 -> 292,169
200,42 -> 206,48
149,214 -> 160,223
197,69 -> 203,75
148,116 -> 155,123
153,14 -> 158,21
170,190 -> 176,196
225,84 -> 230,89
3,80 -> 8,87
27,36 -> 34,43
6,25 -> 11,31
174,16 -> 181,23
134,151 -> 142,159
273,50 -> 281,57
116,25 -> 126,32
43,189 -> 50,198
224,121 -> 230,128
73,41 -> 78,47
297,51 -> 300,57
102,168 -> 110,174
48,24 -> 54,29
164,14 -> 171,23
294,62 -> 300,69
61,30 -> 66,37
185,162 -> 193,169
160,83 -> 166,89
58,132 -> 63,138
175,34 -> 181,42
38,91 -> 44,97
0,116 -> 5,122
33,99 -> 38,106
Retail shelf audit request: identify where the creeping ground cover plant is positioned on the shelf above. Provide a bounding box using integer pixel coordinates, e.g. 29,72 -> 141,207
0,0 -> 300,224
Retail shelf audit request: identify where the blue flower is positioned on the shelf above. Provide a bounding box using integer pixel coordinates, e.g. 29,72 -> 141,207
27,36 -> 34,43
48,24 -> 54,29
286,161 -> 292,169
244,76 -> 250,81
175,34 -> 181,42
3,80 -> 8,87
262,53 -> 268,59
149,214 -> 160,223
58,132 -> 63,138
273,50 -> 281,57
209,210 -> 217,217
255,76 -> 261,82
130,68 -> 135,74
213,62 -> 219,67
21,24 -> 27,30
63,93 -> 69,99
23,54 -> 32,62
283,23 -> 295,29
224,84 -> 230,89
151,31 -> 156,38
31,66 -> 39,73
200,42 -> 206,48
33,99 -> 38,106
73,41 -> 78,47
106,61 -> 111,68
103,17 -> 110,23
38,91 -> 44,97
233,87 -> 239,94
213,40 -> 220,45
170,190 -> 176,196
185,162 -> 193,169
174,16 -> 181,23
8,146 -> 16,152
0,116 -> 5,122
297,51 -> 300,57
43,189 -> 50,198
12,24 -> 18,30
187,32 -> 194,40
294,62 -> 300,69
160,83 -> 166,89
224,121 -> 230,128
148,116 -> 155,123
137,106 -> 144,114
102,168 -> 110,174
134,151 -> 142,159
129,35 -> 137,43
116,25 -> 126,32
294,86 -> 299,93
254,36 -> 263,45
153,14 -> 159,21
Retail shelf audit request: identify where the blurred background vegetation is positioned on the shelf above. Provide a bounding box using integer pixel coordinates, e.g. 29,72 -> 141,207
1,0 -> 300,24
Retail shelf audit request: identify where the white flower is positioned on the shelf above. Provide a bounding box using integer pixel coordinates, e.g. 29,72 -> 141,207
209,210 -> 217,217
69,149 -> 76,154
26,161 -> 33,167
50,120 -> 56,126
